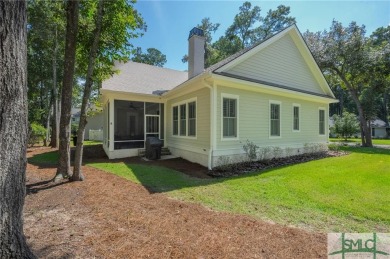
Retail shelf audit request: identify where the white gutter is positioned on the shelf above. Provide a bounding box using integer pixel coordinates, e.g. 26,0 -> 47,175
203,78 -> 214,170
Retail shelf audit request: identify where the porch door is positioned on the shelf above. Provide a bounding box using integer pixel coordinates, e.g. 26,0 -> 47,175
145,115 -> 159,139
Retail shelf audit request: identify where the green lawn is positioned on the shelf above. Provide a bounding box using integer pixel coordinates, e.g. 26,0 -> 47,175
31,146 -> 390,232
330,138 -> 390,145
28,140 -> 102,165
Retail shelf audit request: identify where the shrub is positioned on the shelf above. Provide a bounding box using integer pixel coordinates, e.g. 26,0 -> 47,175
216,156 -> 233,171
271,146 -> 283,159
242,140 -> 259,161
29,122 -> 46,147
328,143 -> 341,152
258,146 -> 271,161
332,112 -> 360,141
285,147 -> 294,157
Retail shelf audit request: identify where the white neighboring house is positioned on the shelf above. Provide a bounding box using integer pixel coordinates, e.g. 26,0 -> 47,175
371,118 -> 389,138
85,111 -> 103,140
100,25 -> 338,169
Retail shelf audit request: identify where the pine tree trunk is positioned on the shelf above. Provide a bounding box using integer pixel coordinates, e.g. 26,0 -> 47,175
50,26 -> 59,148
72,0 -> 104,181
0,2 -> 36,257
55,0 -> 79,181
45,100 -> 53,146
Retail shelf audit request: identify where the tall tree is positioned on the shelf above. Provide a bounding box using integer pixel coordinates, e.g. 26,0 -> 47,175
55,0 -> 80,181
72,0 -> 145,180
253,5 -> 296,41
132,47 -> 167,67
183,4 -> 295,67
370,26 -> 390,124
27,0 -> 65,147
304,21 -> 386,147
72,0 -> 104,181
226,1 -> 261,48
0,1 -> 36,257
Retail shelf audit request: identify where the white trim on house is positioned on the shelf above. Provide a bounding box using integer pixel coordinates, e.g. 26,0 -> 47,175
269,100 -> 282,139
221,93 -> 240,141
212,74 -> 338,104
108,99 -> 114,152
292,103 -> 301,132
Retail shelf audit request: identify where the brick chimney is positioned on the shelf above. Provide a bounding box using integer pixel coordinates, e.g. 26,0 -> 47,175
188,27 -> 205,79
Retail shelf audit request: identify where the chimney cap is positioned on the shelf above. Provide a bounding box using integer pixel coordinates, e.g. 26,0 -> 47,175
188,27 -> 204,40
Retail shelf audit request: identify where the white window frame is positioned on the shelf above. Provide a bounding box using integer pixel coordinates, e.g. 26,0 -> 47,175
319,107 -> 326,136
292,103 -> 300,132
221,93 -> 239,141
269,100 -> 282,139
171,97 -> 197,139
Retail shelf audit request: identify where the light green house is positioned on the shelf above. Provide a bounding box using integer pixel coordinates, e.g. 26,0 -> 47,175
101,25 -> 338,169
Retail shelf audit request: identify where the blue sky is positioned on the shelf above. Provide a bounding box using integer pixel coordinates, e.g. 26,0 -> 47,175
132,1 -> 390,71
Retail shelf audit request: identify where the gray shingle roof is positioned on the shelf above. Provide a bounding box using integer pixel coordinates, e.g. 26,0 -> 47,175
102,61 -> 188,95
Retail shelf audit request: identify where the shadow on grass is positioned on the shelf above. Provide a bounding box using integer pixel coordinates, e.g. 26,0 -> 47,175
30,145 -> 390,195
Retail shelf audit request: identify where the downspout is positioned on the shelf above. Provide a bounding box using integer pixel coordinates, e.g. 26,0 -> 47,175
204,79 -> 214,170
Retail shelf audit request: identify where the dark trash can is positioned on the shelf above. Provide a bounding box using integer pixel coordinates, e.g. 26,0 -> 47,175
73,136 -> 77,146
145,137 -> 163,160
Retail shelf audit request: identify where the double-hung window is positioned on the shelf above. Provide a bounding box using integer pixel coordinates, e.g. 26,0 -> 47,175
222,97 -> 238,138
319,109 -> 325,135
270,102 -> 281,137
172,99 -> 196,137
188,102 -> 196,136
172,106 -> 178,135
179,104 -> 186,136
293,105 -> 300,131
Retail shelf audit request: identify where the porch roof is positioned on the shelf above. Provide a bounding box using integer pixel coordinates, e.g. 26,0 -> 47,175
102,61 -> 188,95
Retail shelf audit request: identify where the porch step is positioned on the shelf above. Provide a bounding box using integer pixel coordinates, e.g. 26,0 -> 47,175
138,147 -> 171,157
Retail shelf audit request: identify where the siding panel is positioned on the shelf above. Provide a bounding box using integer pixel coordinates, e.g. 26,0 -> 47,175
226,34 -> 324,95
166,87 -> 210,151
216,85 -> 328,150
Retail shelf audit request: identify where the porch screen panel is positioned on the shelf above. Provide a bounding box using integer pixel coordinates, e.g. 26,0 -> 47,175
114,100 -> 144,149
160,104 -> 164,140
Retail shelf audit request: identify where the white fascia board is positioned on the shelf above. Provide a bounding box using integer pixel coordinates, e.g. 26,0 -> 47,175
212,74 -> 339,104
100,89 -> 164,103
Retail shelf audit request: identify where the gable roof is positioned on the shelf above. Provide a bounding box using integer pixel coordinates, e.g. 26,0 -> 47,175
102,61 -> 188,95
211,24 -> 335,99
102,25 -> 336,102
205,25 -> 294,74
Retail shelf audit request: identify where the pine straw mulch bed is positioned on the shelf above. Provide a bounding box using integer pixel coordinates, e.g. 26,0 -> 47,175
209,151 -> 348,178
25,147 -> 327,258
